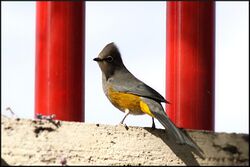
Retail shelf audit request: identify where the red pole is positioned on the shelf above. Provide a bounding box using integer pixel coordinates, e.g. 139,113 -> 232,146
166,1 -> 215,130
35,2 -> 85,121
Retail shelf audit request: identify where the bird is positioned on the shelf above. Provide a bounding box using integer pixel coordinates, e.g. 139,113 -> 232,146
93,42 -> 202,153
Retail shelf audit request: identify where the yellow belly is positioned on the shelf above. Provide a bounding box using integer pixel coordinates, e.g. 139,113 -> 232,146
108,88 -> 155,117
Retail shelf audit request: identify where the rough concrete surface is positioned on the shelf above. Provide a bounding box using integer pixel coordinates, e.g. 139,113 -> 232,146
1,116 -> 249,166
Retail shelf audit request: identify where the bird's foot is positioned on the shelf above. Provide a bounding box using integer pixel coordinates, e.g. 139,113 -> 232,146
151,123 -> 156,130
119,122 -> 129,130
151,118 -> 156,130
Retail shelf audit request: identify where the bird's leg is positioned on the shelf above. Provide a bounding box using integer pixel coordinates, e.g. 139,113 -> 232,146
151,117 -> 156,129
119,109 -> 130,130
120,109 -> 130,125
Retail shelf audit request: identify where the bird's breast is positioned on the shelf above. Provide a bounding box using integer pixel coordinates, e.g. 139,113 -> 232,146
107,87 -> 143,115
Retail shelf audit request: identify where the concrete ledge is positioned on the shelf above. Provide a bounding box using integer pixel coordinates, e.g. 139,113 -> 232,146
1,116 -> 249,165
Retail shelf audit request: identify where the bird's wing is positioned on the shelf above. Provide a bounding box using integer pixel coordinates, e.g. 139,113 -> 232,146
126,82 -> 168,103
111,70 -> 169,103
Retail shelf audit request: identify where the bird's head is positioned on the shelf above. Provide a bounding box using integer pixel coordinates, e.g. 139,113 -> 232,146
93,42 -> 125,79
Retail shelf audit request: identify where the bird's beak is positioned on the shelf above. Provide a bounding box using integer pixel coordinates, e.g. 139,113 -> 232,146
93,57 -> 101,62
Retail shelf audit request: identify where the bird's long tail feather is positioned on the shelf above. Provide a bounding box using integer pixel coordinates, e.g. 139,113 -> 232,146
140,97 -> 203,155
155,112 -> 203,154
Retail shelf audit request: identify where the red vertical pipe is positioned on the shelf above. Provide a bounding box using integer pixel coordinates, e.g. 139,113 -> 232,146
35,2 -> 85,121
166,1 -> 215,130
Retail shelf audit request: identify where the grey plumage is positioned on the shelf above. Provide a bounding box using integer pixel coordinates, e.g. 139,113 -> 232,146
110,68 -> 168,103
140,97 -> 202,153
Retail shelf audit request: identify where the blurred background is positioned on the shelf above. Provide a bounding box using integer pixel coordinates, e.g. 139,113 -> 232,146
1,1 -> 249,133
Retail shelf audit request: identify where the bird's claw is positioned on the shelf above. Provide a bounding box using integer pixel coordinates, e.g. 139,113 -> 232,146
119,122 -> 129,130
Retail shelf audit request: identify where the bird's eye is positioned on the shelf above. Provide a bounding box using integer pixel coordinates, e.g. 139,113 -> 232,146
106,56 -> 113,62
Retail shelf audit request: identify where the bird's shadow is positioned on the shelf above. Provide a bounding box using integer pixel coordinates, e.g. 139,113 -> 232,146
143,127 -> 205,166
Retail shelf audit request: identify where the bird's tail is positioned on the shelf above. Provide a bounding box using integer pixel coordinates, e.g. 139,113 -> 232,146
140,97 -> 203,155
155,112 -> 203,154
